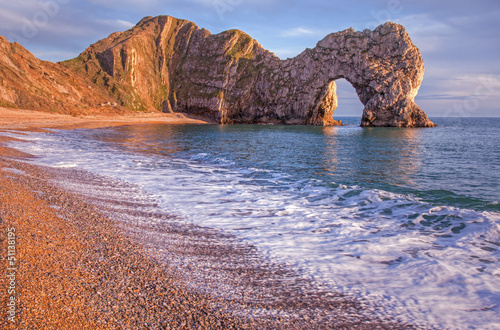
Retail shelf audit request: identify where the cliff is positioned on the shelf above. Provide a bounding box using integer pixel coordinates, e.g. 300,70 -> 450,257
1,15 -> 434,127
0,37 -> 118,115
61,16 -> 276,122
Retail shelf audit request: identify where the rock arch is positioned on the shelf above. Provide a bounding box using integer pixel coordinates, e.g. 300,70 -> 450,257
65,16 -> 434,127
248,22 -> 435,127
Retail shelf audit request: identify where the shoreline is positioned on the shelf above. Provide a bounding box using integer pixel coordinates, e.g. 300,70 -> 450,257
0,143 -> 262,329
0,107 -> 208,131
0,118 -> 410,328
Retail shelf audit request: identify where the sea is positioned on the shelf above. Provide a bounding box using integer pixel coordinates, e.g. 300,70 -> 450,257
4,116 -> 500,329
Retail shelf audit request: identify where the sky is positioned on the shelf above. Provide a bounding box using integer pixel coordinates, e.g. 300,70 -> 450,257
0,0 -> 499,118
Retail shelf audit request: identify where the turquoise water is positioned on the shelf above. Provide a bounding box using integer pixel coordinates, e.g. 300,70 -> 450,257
5,117 -> 500,329
95,116 -> 499,211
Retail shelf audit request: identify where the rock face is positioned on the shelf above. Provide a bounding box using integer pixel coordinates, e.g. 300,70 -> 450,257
259,24 -> 434,127
63,15 -> 434,127
0,15 -> 432,126
0,36 -> 115,114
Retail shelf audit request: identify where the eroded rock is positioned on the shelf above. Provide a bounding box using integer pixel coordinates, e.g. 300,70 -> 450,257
63,15 -> 435,127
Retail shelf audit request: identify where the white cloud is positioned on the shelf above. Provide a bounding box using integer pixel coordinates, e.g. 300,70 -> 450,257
280,27 -> 319,38
0,9 -> 27,30
94,19 -> 135,30
417,74 -> 500,117
192,0 -> 268,6
417,71 -> 500,121
115,19 -> 135,29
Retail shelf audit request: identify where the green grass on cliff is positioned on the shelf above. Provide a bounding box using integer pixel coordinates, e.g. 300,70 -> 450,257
224,30 -> 255,60
0,97 -> 18,109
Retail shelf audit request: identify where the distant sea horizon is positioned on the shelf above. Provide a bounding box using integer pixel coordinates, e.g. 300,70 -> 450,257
333,115 -> 500,119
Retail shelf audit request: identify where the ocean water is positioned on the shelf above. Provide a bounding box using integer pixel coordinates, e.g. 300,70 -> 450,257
4,117 -> 500,329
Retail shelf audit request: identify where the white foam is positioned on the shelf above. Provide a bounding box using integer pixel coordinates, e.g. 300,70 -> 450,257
1,167 -> 26,175
8,129 -> 500,329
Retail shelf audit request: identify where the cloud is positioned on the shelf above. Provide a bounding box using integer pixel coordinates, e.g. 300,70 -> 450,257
0,8 -> 29,29
32,50 -> 79,61
0,0 -> 138,60
394,14 -> 455,53
421,74 -> 500,100
192,0 -> 271,7
280,27 -> 318,38
416,72 -> 500,117
94,19 -> 135,30
0,0 -> 498,116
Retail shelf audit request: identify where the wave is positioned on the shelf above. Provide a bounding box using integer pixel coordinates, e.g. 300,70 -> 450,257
4,128 -> 500,329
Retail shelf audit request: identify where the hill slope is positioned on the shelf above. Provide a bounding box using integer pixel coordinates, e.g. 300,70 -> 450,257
0,37 -> 118,115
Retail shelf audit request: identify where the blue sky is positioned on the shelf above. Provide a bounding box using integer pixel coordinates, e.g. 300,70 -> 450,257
1,0 -> 499,117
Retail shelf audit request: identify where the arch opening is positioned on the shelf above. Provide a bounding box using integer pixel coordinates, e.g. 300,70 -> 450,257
332,78 -> 364,124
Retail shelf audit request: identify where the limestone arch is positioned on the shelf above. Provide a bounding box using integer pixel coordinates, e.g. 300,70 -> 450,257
255,22 -> 435,127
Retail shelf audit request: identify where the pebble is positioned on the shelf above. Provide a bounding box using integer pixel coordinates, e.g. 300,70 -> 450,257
0,141 -> 413,329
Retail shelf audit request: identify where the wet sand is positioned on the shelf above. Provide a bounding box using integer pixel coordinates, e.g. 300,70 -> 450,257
0,111 -> 412,329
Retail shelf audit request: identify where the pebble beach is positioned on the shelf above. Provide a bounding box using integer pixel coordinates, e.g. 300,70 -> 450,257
0,112 -> 410,329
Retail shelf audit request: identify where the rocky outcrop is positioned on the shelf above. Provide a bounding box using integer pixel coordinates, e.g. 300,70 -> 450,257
0,15 -> 432,126
255,23 -> 434,127
61,16 -> 271,121
62,15 -> 434,127
0,36 -> 116,114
